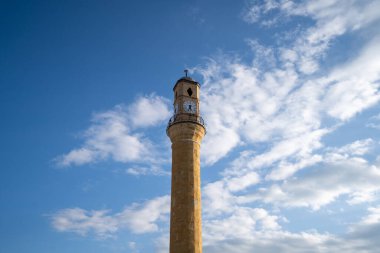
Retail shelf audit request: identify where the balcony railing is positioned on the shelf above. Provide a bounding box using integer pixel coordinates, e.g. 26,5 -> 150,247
167,113 -> 206,133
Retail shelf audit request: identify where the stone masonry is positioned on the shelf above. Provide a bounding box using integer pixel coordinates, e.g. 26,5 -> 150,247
167,76 -> 206,253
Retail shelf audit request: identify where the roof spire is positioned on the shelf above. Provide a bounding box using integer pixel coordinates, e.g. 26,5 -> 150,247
184,69 -> 189,77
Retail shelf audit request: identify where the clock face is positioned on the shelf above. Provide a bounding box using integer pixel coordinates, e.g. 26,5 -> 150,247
183,100 -> 196,114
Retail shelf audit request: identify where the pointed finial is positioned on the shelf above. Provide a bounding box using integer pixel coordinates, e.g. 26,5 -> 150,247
184,69 -> 189,77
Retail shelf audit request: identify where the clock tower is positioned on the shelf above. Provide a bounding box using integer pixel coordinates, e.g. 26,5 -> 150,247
167,72 -> 206,253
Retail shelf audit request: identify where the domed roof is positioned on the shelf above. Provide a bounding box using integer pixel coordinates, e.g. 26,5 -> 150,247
173,70 -> 200,90
173,76 -> 200,90
179,76 -> 194,81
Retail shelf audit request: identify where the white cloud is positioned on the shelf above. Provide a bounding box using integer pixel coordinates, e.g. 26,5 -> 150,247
200,137 -> 379,239
361,206 -> 380,225
204,229 -> 337,253
265,153 -> 323,181
242,0 -> 281,25
199,54 -> 316,166
202,125 -> 240,165
202,203 -> 380,253
197,3 -> 380,184
128,95 -> 171,128
323,37 -> 380,121
126,165 -> 169,176
242,4 -> 261,24
367,123 -> 380,130
204,207 -> 281,244
203,180 -> 235,216
202,169 -> 258,216
328,138 -> 374,157
117,195 -> 170,234
51,208 -> 119,239
367,113 -> 380,130
51,195 -> 170,238
55,94 -> 170,167
199,54 -> 331,174
226,172 -> 260,192
128,241 -> 136,248
243,0 -> 380,74
246,157 -> 380,209
57,148 -> 96,166
344,206 -> 380,251
154,234 -> 169,253
244,1 -> 380,34
292,138 -> 378,177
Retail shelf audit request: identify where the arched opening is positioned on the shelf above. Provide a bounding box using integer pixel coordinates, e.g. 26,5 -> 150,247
187,88 -> 193,96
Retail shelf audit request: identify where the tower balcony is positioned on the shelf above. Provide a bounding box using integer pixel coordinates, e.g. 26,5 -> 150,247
166,113 -> 206,134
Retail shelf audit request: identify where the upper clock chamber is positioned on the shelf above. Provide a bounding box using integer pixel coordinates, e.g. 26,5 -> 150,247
172,76 -> 199,115
167,74 -> 205,133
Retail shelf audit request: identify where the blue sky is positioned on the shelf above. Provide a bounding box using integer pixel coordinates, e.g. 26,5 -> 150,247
1,0 -> 380,252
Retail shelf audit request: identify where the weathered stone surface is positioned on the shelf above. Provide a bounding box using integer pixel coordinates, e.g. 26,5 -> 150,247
167,122 -> 205,253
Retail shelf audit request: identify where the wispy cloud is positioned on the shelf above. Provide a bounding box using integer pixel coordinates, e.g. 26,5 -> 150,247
246,156 -> 380,209
198,2 -> 380,172
55,94 -> 170,168
126,165 -> 170,176
51,195 -> 170,239
51,208 -> 119,239
128,95 -> 171,128
243,0 -> 380,74
367,113 -> 380,130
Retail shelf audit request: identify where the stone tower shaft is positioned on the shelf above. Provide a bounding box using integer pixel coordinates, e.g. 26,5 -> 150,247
167,76 -> 206,253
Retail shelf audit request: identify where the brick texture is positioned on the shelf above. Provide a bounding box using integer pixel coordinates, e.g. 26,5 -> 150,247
167,122 -> 205,253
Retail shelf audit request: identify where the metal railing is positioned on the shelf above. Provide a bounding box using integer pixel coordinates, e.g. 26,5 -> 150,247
167,113 -> 206,133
